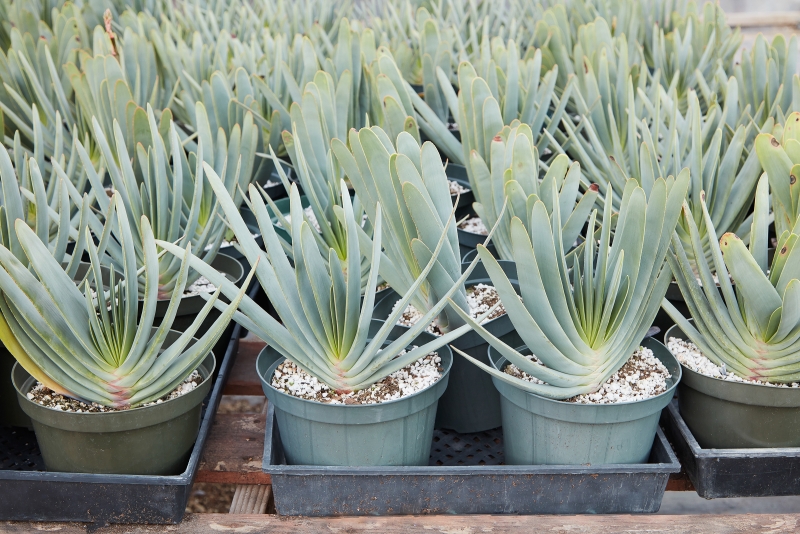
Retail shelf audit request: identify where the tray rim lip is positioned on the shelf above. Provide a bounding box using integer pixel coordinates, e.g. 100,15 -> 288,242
262,402 -> 681,477
0,285 -> 254,487
666,400 -> 800,458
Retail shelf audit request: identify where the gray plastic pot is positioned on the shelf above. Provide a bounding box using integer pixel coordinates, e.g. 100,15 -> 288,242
256,320 -> 452,466
446,168 -> 473,210
457,217 -> 487,259
12,331 -> 215,475
489,337 -> 681,465
156,253 -> 243,367
268,194 -> 311,244
666,324 -> 800,448
219,207 -> 263,262
461,245 -> 497,263
254,157 -> 294,200
152,253 -> 244,322
372,260 -> 519,433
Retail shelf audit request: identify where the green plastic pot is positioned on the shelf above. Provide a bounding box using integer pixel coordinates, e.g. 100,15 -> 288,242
372,260 -> 519,433
256,320 -> 452,466
12,331 -> 215,475
665,324 -> 800,449
489,337 -> 681,465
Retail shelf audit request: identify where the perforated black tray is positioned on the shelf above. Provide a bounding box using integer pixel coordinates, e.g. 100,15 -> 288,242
0,284 -> 259,524
263,404 -> 681,516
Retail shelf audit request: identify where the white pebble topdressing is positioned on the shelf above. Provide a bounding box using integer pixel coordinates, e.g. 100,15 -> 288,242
27,370 -> 203,412
459,216 -> 488,235
505,347 -> 672,404
393,283 -> 505,336
448,180 -> 470,195
667,337 -> 800,388
271,349 -> 443,404
184,276 -> 217,296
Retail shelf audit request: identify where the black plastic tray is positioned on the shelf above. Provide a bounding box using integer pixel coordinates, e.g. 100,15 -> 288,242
662,400 -> 800,498
0,283 -> 257,524
263,404 -> 681,515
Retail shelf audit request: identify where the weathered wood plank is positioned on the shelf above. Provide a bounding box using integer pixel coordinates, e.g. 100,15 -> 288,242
223,333 -> 267,396
196,412 -> 271,485
2,513 -> 798,533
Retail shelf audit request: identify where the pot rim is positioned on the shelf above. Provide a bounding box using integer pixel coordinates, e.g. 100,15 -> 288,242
488,337 -> 682,408
257,330 -> 453,410
665,322 -> 800,392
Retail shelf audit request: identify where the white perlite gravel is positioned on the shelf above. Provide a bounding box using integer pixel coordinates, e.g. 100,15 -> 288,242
264,179 -> 281,187
393,283 -> 505,336
271,350 -> 443,404
667,337 -> 800,388
27,371 -> 203,412
459,216 -> 488,235
449,180 -> 470,196
505,347 -> 672,404
184,276 -> 217,296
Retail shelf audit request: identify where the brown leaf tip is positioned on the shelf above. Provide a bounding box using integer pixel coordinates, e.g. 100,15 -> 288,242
589,184 -> 600,192
609,155 -> 616,162
493,135 -> 503,142
771,137 -> 781,147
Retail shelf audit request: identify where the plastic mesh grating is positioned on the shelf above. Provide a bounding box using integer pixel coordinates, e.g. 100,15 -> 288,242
0,426 -> 44,471
429,427 -> 504,466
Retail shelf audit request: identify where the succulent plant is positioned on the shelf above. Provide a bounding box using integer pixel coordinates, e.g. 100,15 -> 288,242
454,51 -> 573,185
333,127 -> 470,332
450,171 -> 689,399
646,1 -> 741,112
157,175 -> 474,393
266,69 -> 372,287
755,112 -> 800,238
663,175 -> 800,383
1,140 -> 83,270
0,6 -> 84,152
735,34 -> 800,129
77,104 -> 254,296
0,193 -> 253,407
466,124 -> 599,261
368,47 -> 463,165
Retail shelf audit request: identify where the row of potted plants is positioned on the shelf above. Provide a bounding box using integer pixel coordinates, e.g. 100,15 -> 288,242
0,0 -> 798,509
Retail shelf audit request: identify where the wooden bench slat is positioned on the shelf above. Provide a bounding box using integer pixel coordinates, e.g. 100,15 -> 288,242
4,513 -> 798,533
222,333 -> 267,396
196,412 -> 271,485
